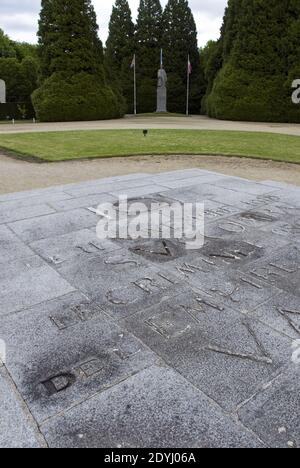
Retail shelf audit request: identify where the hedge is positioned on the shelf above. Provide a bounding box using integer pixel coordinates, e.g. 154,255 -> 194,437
32,72 -> 126,122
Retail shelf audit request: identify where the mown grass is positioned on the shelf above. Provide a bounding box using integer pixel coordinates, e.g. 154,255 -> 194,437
0,129 -> 299,163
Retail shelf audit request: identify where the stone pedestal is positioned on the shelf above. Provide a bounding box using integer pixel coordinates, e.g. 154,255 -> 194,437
156,68 -> 167,113
0,80 -> 6,104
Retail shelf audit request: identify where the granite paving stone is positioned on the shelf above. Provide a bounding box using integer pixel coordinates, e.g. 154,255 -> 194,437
0,225 -> 33,264
0,169 -> 299,448
210,176 -> 278,196
0,367 -> 43,448
239,366 -> 300,448
41,365 -> 265,448
8,208 -> 98,243
29,228 -> 121,267
0,203 -> 56,224
249,292 -> 300,340
0,294 -> 157,423
122,292 -> 292,412
0,255 -> 75,316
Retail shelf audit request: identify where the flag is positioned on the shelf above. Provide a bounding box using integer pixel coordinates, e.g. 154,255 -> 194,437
188,57 -> 192,75
130,55 -> 135,69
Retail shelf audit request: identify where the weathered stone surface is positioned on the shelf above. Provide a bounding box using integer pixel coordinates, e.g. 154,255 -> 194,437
0,256 -> 75,316
0,294 -> 157,423
249,293 -> 300,340
241,244 -> 300,297
158,174 -> 227,189
41,366 -> 264,448
0,203 -> 55,224
211,176 -> 277,196
0,367 -> 43,448
109,184 -> 169,198
8,208 -> 98,243
48,193 -> 117,212
0,169 -> 299,447
239,366 -> 300,448
30,228 -> 121,266
122,290 -> 291,412
0,225 -> 33,264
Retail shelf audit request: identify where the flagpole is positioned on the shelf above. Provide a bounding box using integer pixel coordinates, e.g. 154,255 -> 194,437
186,54 -> 190,117
133,54 -> 137,115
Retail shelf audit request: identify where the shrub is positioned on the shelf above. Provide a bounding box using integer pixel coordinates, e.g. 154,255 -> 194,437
32,72 -> 125,122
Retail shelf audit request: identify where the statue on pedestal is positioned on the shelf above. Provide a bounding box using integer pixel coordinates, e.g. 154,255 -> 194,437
156,67 -> 167,113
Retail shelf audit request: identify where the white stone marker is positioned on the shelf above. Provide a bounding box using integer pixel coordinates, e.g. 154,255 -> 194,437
0,79 -> 6,103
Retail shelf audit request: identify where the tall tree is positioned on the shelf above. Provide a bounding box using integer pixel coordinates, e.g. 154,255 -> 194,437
204,0 -> 300,123
135,0 -> 163,112
33,0 -> 124,122
105,0 -> 135,112
162,0 -> 204,114
37,0 -> 104,80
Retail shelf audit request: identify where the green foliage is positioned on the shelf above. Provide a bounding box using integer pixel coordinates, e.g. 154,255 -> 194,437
105,0 -> 135,112
0,55 -> 38,102
38,0 -> 104,80
35,0 -> 124,121
135,0 -> 163,112
205,0 -> 300,123
32,72 -> 125,122
0,29 -> 39,103
0,29 -> 16,58
0,102 -> 35,120
162,0 -> 204,114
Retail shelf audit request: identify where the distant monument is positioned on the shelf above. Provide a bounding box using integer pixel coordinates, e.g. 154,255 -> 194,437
0,79 -> 6,104
156,67 -> 167,113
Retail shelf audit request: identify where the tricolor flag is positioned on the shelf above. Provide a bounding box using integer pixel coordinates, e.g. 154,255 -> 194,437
130,55 -> 136,69
188,57 -> 192,75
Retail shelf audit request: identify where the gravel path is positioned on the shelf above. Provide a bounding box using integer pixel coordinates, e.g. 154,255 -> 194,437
1,114 -> 300,136
0,152 -> 299,194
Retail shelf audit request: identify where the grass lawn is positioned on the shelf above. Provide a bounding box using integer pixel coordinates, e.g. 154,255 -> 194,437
0,129 -> 299,163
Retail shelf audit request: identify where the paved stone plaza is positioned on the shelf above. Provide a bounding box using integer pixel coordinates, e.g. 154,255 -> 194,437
0,169 -> 299,448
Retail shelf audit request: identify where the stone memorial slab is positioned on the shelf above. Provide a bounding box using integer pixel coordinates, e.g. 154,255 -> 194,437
122,291 -> 291,412
41,365 -> 264,448
0,256 -> 75,316
30,228 -> 121,266
129,238 -> 188,264
8,208 -> 98,243
249,292 -> 300,340
0,169 -> 299,447
241,245 -> 300,297
198,238 -> 264,268
97,269 -> 183,321
56,249 -> 185,319
205,218 -> 289,257
0,295 -> 156,423
239,367 -> 300,448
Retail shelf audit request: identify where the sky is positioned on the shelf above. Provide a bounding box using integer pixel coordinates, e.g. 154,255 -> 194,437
0,0 -> 228,48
